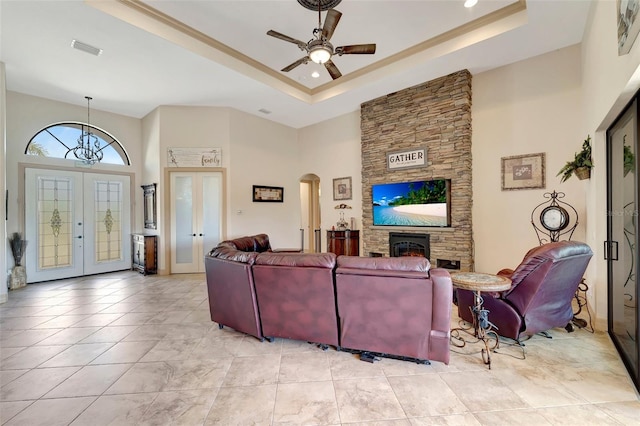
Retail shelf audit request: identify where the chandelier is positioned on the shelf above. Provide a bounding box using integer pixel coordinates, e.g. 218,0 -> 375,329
72,96 -> 103,164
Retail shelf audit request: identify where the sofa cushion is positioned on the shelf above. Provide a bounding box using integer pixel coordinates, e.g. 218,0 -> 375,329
255,252 -> 336,268
337,255 -> 430,271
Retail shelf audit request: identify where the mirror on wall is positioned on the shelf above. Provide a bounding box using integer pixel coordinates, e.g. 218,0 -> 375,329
142,183 -> 157,230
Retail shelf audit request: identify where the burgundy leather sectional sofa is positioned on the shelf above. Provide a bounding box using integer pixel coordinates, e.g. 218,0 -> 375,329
204,234 -> 453,364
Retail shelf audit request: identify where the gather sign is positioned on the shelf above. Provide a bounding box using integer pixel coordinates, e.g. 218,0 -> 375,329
387,147 -> 427,171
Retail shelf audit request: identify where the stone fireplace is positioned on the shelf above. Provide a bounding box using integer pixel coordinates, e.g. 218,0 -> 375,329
360,70 -> 473,271
389,232 -> 429,258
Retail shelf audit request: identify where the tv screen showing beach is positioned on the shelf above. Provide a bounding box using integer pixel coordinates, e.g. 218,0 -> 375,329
372,180 -> 450,227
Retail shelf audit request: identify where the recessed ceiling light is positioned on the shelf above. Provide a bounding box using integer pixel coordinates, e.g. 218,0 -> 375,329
311,71 -> 320,78
71,40 -> 103,56
464,0 -> 478,8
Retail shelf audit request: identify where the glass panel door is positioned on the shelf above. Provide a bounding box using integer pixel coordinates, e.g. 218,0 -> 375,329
25,169 -> 84,282
25,168 -> 131,283
201,173 -> 222,260
170,171 -> 222,273
607,97 -> 640,391
170,174 -> 195,271
83,173 -> 131,275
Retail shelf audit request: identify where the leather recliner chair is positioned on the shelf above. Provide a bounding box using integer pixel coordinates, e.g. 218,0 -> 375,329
456,240 -> 593,341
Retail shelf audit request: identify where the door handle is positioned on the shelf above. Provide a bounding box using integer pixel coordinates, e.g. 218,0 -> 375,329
191,233 -> 196,237
77,235 -> 83,239
605,241 -> 619,261
199,233 -> 203,237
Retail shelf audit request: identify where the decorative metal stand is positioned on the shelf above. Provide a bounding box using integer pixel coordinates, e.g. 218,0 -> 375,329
451,291 -> 501,369
531,191 -> 593,331
450,272 -> 515,369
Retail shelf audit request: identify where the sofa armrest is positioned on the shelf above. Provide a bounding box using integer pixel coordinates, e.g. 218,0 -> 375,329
497,268 -> 514,278
429,268 -> 453,335
252,234 -> 272,252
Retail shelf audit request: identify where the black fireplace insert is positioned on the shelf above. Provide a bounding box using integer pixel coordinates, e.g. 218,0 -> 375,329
389,232 -> 430,258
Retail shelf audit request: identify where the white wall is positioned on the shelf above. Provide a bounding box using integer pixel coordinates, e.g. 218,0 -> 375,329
150,105 -> 230,272
298,111 -> 362,252
473,44 -> 585,274
4,92 -> 143,268
144,106 -> 301,257
228,109 -> 300,248
581,0 -> 640,323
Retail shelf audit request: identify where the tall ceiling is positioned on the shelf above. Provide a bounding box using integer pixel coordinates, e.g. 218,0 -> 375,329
0,0 -> 591,129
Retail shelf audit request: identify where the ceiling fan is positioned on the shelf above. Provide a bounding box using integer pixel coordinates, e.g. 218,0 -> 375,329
266,5 -> 376,80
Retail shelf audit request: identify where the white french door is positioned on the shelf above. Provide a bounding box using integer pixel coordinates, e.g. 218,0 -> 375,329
170,171 -> 222,273
25,168 -> 131,283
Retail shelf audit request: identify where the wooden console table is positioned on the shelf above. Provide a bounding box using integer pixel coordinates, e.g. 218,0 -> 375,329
327,230 -> 359,256
132,234 -> 157,275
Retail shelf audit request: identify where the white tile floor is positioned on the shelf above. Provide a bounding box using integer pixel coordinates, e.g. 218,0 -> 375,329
1,271 -> 639,425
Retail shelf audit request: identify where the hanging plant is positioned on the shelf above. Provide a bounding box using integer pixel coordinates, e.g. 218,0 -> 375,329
557,135 -> 593,182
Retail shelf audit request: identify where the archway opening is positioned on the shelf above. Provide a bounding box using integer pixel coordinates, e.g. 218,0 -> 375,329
300,174 -> 321,252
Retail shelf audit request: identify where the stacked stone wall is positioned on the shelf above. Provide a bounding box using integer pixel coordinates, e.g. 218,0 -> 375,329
360,70 -> 473,271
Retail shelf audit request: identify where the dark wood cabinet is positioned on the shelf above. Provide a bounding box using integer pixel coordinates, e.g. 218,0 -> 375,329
327,230 -> 359,256
132,234 -> 157,275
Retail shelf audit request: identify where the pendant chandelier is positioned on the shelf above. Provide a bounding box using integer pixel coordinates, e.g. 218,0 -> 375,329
72,96 -> 103,164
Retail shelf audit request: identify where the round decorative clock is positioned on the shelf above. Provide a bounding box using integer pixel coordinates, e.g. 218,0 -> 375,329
540,205 -> 569,232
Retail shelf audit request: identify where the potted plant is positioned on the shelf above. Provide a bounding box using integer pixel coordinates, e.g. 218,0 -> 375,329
557,135 -> 593,182
624,144 -> 635,177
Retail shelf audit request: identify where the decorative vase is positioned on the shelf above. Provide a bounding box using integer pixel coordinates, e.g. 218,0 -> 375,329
9,266 -> 27,290
575,167 -> 591,180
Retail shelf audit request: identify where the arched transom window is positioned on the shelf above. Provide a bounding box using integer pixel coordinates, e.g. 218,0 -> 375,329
25,122 -> 130,165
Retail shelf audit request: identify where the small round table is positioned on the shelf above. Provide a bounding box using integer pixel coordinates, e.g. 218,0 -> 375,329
450,271 -> 512,369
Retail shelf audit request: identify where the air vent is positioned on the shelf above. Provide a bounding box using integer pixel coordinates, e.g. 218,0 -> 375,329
71,40 -> 103,56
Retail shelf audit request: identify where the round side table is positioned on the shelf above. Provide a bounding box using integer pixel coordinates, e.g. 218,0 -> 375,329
450,271 -> 512,369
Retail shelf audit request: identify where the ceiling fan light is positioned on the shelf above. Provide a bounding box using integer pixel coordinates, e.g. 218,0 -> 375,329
309,46 -> 331,64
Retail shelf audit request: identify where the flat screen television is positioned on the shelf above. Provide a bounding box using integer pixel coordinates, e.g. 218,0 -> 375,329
372,179 -> 451,227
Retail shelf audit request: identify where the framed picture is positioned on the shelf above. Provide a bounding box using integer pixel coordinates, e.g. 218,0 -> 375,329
253,185 -> 284,202
333,176 -> 352,200
501,152 -> 546,191
618,0 -> 640,55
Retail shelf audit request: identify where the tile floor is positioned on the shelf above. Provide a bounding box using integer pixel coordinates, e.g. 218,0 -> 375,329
0,271 -> 639,425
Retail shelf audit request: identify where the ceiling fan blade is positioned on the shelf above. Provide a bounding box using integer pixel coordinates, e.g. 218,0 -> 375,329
324,60 -> 342,80
335,44 -> 377,55
267,30 -> 307,50
322,9 -> 342,40
281,56 -> 309,72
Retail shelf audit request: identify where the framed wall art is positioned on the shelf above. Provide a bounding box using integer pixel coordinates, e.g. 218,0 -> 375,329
333,176 -> 352,200
618,0 -> 640,55
253,185 -> 284,202
501,152 -> 546,191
